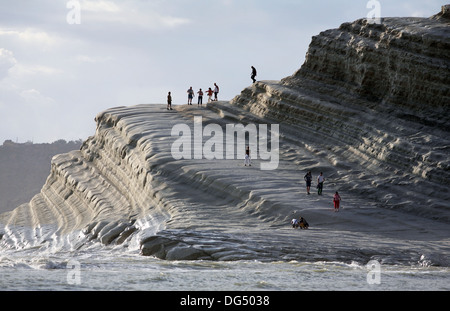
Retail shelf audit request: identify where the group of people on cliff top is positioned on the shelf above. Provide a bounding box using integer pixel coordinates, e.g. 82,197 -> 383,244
188,83 -> 220,106
166,66 -> 257,110
167,83 -> 218,110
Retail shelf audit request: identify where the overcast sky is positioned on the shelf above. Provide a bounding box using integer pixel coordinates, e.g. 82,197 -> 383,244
0,0 -> 446,143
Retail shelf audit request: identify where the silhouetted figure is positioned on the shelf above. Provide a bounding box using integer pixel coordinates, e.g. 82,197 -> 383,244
251,66 -> 257,83
197,88 -> 203,105
167,92 -> 173,110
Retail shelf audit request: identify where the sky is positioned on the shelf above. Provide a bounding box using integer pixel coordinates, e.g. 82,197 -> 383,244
0,0 -> 446,143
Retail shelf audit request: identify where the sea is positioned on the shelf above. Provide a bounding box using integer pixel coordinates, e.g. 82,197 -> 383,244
1,243 -> 449,292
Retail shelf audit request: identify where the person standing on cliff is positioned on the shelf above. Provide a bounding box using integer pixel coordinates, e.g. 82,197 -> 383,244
317,172 -> 325,195
197,88 -> 203,106
206,87 -> 214,103
251,66 -> 257,83
213,83 -> 219,101
187,87 -> 194,105
167,92 -> 173,110
304,171 -> 312,194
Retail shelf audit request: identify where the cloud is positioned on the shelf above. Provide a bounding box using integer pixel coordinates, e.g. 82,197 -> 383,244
75,54 -> 114,64
0,48 -> 17,80
20,88 -> 56,107
77,0 -> 191,30
9,64 -> 62,78
80,0 -> 121,13
0,28 -> 59,48
0,48 -> 61,82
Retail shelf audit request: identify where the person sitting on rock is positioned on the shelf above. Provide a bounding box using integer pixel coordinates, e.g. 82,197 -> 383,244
299,217 -> 309,229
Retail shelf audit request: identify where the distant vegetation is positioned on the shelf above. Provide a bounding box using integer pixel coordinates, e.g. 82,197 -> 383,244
0,139 -> 83,213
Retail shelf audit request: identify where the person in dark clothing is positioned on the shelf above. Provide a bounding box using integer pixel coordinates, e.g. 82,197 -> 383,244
213,83 -> 219,101
304,171 -> 312,194
197,88 -> 203,106
187,87 -> 194,105
251,66 -> 257,83
299,217 -> 309,229
167,92 -> 173,110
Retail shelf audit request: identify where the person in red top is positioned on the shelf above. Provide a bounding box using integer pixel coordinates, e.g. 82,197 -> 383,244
333,191 -> 341,212
206,88 -> 214,103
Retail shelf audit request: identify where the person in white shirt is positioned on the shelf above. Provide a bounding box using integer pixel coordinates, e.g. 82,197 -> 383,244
317,172 -> 325,195
244,145 -> 251,166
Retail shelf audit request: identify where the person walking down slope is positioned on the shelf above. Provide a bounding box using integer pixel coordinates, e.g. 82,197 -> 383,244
167,91 -> 173,110
333,191 -> 341,212
304,171 -> 312,194
213,83 -> 219,101
197,88 -> 203,106
187,87 -> 194,105
251,66 -> 257,83
244,145 -> 251,166
317,172 -> 325,195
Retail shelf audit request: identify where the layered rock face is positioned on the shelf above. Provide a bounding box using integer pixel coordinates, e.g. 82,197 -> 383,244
231,9 -> 449,219
0,8 -> 449,261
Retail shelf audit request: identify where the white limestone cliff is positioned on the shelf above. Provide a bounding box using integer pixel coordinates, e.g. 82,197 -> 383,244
0,7 -> 449,263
